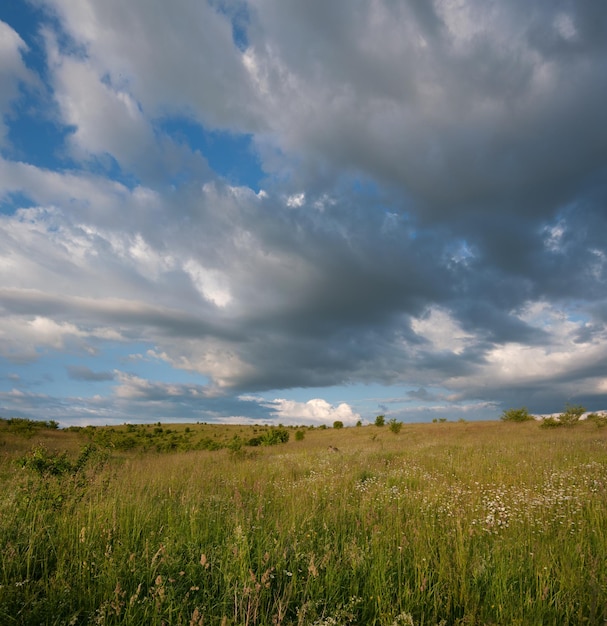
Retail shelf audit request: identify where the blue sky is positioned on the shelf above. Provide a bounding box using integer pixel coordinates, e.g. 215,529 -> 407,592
1,1 -> 607,426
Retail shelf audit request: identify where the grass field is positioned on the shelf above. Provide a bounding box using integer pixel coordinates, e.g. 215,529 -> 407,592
1,418 -> 606,625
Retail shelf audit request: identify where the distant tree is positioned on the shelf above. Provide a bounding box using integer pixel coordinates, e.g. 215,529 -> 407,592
333,420 -> 344,429
375,415 -> 385,427
540,404 -> 586,428
500,407 -> 534,422
356,420 -> 362,427
559,404 -> 585,427
388,418 -> 402,434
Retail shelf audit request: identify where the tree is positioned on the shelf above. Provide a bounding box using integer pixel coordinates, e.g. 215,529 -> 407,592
540,404 -> 586,428
333,420 -> 344,429
374,415 -> 385,427
500,407 -> 534,422
559,404 -> 585,427
388,418 -> 402,434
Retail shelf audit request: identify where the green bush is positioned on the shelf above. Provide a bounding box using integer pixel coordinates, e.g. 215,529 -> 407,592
374,415 -> 385,427
540,404 -> 586,428
1,417 -> 59,437
261,427 -> 290,445
333,420 -> 344,429
587,413 -> 607,428
501,407 -> 534,422
18,443 -> 100,477
559,404 -> 585,427
388,418 -> 402,434
540,416 -> 562,429
295,430 -> 305,441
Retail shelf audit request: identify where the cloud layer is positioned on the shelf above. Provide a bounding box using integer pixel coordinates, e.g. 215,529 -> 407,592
1,1 -> 606,424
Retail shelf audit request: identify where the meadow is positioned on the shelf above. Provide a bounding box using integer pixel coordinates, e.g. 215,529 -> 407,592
1,418 -> 606,625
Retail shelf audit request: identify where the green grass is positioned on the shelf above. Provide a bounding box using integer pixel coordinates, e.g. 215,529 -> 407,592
1,420 -> 606,624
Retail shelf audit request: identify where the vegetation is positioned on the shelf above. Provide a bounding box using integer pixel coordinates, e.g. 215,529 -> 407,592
1,418 -> 607,624
558,404 -> 586,427
500,407 -> 533,422
374,414 -> 386,427
388,418 -> 403,434
587,412 -> 607,428
539,404 -> 588,429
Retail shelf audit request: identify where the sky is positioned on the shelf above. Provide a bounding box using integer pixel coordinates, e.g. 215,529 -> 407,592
1,1 -> 607,427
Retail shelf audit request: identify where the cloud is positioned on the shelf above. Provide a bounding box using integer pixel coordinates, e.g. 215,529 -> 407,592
259,397 -> 360,426
0,20 -> 36,145
1,2 -> 607,423
36,0 -> 260,131
246,1 -> 607,223
67,366 -> 114,381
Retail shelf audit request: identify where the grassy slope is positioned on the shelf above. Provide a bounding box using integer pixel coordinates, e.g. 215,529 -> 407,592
1,420 -> 606,625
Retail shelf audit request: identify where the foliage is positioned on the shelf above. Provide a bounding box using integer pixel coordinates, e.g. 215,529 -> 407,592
587,413 -> 607,428
333,420 -> 344,429
500,407 -> 534,422
540,404 -> 586,428
539,416 -> 561,429
388,418 -> 403,434
18,443 -> 100,477
0,416 -> 59,438
374,414 -> 385,427
559,404 -> 586,427
260,427 -> 290,445
295,429 -> 305,441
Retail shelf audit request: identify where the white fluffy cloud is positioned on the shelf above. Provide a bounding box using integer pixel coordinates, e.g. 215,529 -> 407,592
261,398 -> 360,426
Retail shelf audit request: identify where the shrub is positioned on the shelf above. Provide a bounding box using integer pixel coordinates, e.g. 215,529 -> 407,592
559,404 -> 585,427
388,418 -> 402,434
2,417 -> 59,437
540,416 -> 562,429
19,445 -> 73,476
228,436 -> 245,457
501,407 -> 534,422
295,430 -> 305,441
195,437 -> 223,451
333,420 -> 344,429
587,413 -> 607,428
18,443 -> 100,477
261,427 -> 290,445
374,415 -> 385,427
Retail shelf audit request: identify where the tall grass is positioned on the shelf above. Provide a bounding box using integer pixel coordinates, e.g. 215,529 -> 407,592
1,421 -> 606,624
